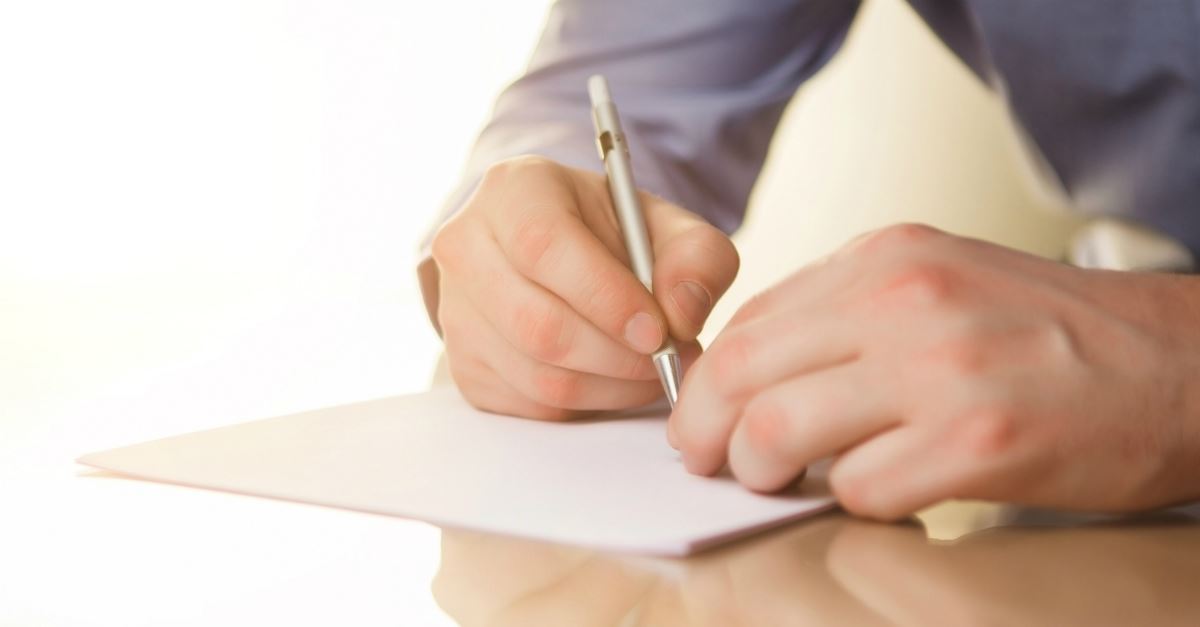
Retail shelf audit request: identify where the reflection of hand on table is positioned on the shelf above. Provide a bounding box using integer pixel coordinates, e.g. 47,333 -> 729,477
433,530 -> 657,627
434,510 -> 1200,626
432,516 -> 889,626
654,517 -> 890,627
828,516 -> 1200,626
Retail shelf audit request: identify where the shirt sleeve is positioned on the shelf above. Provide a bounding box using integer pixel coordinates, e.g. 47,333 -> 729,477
417,0 -> 862,329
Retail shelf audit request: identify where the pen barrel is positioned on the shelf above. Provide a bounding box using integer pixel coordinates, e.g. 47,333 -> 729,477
604,146 -> 680,360
602,146 -> 656,290
593,99 -> 656,291
591,86 -> 680,367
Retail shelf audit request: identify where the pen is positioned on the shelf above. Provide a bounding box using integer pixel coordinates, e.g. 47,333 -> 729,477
587,74 -> 683,408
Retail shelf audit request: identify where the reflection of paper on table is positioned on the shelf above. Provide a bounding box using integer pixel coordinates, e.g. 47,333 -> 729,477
79,387 -> 835,556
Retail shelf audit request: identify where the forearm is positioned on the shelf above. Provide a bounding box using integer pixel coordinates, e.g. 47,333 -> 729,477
422,0 -> 862,243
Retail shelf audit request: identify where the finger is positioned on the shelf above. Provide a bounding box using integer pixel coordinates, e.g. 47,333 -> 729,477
450,290 -> 664,412
727,364 -> 897,493
665,339 -> 704,450
828,423 -> 964,521
670,311 -> 861,476
644,199 -> 739,341
447,220 -> 658,381
442,316 -> 579,421
486,186 -> 667,355
489,346 -> 664,413
462,364 -> 582,422
675,338 -> 704,372
571,173 -> 738,342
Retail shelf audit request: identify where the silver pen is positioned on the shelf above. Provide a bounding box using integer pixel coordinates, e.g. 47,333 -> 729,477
588,74 -> 683,408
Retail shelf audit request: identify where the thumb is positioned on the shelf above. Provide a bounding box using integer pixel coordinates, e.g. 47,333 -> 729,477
644,196 -> 739,342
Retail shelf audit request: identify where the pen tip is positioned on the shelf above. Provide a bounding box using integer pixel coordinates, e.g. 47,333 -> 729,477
588,74 -> 612,106
654,353 -> 682,410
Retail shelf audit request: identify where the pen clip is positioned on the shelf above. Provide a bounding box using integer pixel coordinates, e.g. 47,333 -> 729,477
595,130 -> 615,160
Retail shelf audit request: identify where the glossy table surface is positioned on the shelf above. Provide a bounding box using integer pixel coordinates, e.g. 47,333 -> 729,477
435,503 -> 1200,626
10,453 -> 1200,625
6,345 -> 1200,625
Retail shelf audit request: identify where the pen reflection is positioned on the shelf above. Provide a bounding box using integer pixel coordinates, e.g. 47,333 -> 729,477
432,509 -> 1200,626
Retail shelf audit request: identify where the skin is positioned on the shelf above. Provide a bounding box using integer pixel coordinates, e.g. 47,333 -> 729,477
670,222 -> 1200,520
434,155 -> 1200,520
431,155 -> 738,420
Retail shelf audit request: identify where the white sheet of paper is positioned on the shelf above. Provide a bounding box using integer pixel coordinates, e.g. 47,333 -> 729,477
78,387 -> 836,556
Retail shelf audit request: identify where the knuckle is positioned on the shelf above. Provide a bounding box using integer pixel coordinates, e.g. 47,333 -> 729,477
1034,321 -> 1078,362
677,224 -> 740,287
741,398 -> 792,457
583,270 -> 642,328
620,350 -> 655,381
925,337 -> 989,378
478,160 -> 512,189
430,220 -> 467,272
951,405 -> 1018,458
865,223 -> 942,253
838,223 -> 943,262
528,364 -> 583,408
480,155 -> 555,189
508,212 -> 559,273
511,301 -> 571,364
870,261 -> 958,309
506,154 -> 557,173
705,333 -> 757,398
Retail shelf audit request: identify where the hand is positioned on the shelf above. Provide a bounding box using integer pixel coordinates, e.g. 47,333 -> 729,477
670,223 -> 1200,519
431,156 -> 738,420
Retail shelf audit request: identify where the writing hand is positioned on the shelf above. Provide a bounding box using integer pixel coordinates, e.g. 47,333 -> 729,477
432,156 -> 738,419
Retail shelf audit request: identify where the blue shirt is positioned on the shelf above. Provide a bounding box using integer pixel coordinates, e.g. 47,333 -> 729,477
433,0 -> 1200,252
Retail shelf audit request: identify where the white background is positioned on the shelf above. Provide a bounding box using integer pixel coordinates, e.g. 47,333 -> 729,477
0,0 -> 1085,623
1,2 -> 551,624
2,0 -> 555,456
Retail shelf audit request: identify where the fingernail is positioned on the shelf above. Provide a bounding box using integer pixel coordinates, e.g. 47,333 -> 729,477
623,312 -> 664,354
672,281 -> 712,328
666,418 -> 680,450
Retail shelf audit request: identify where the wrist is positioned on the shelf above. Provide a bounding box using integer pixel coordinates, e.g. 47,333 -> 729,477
1122,272 -> 1200,506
